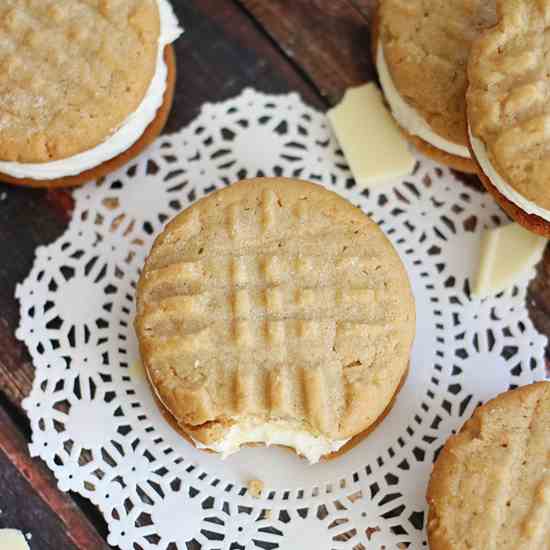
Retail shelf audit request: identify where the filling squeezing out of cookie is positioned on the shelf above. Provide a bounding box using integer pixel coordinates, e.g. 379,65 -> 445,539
469,128 -> 550,222
376,42 -> 471,160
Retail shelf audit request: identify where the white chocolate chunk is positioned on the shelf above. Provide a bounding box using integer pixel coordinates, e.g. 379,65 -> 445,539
0,529 -> 30,550
473,223 -> 547,298
327,83 -> 415,186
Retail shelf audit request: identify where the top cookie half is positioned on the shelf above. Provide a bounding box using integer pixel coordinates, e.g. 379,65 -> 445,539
0,0 -> 160,162
378,0 -> 496,147
135,178 -> 415,444
468,0 -> 550,211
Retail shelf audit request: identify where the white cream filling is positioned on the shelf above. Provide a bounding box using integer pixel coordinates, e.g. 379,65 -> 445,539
0,0 -> 182,180
376,40 -> 470,159
140,360 -> 350,464
469,127 -> 550,222
192,421 -> 351,465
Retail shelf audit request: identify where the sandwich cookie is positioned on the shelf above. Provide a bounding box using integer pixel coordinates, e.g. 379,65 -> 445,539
427,381 -> 550,550
373,0 -> 496,173
468,0 -> 550,236
135,178 -> 416,464
0,0 -> 182,188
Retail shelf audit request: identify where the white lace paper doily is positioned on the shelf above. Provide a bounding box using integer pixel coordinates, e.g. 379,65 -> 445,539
16,88 -> 548,550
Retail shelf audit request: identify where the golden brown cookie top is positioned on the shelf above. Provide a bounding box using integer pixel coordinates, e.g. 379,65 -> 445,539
468,0 -> 550,211
378,0 -> 496,147
0,0 -> 159,162
427,381 -> 550,550
135,178 -> 415,445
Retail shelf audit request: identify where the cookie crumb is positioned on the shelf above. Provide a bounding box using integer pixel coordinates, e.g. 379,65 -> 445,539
248,479 -> 264,498
366,526 -> 381,540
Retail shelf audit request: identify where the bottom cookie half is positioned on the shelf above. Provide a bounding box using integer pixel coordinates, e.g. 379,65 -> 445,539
150,364 -> 410,464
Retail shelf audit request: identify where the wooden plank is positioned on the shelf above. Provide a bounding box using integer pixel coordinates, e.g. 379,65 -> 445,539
235,0 -> 374,104
165,0 -> 322,133
0,406 -> 109,549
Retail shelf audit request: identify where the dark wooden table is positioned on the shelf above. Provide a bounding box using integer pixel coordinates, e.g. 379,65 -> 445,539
0,1 -> 549,547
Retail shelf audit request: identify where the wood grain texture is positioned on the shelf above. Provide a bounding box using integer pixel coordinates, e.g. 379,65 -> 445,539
0,406 -> 109,549
165,0 -> 322,133
236,0 -> 374,105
